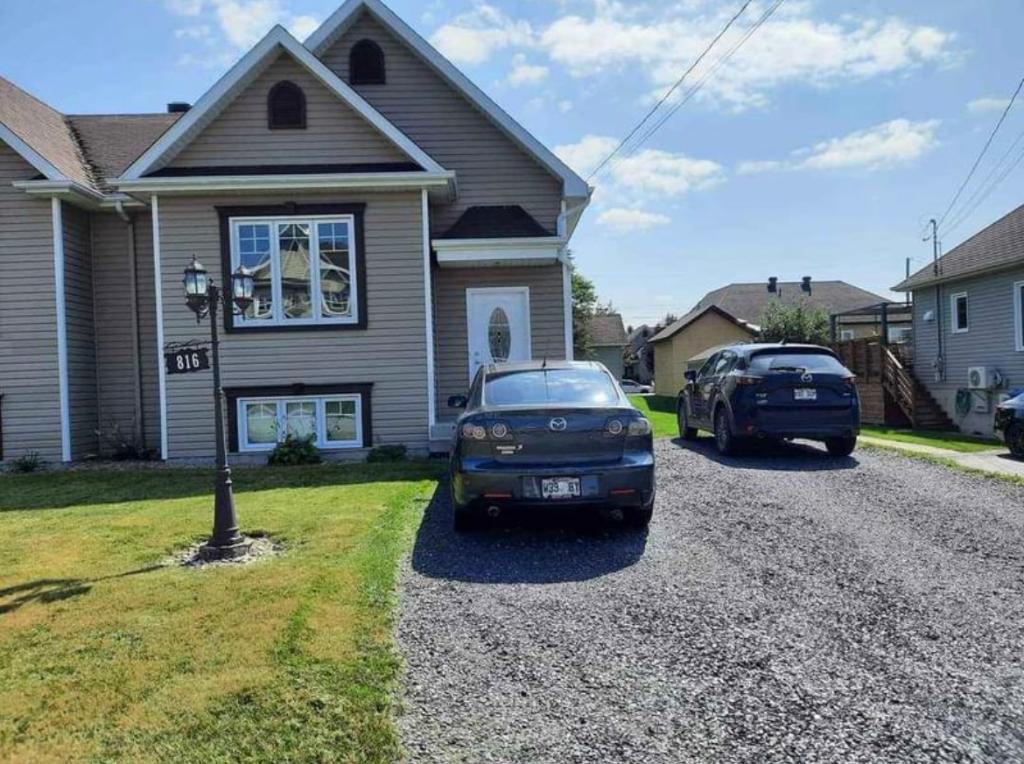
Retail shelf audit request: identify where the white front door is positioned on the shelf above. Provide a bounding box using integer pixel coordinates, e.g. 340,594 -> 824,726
466,287 -> 531,379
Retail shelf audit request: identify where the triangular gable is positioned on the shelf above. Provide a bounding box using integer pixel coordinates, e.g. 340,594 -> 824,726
304,0 -> 590,200
121,25 -> 443,179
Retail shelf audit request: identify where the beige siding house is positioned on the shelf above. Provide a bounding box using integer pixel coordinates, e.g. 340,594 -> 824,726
0,0 -> 590,465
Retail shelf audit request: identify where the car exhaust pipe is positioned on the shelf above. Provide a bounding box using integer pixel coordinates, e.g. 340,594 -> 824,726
608,507 -> 625,522
486,505 -> 502,518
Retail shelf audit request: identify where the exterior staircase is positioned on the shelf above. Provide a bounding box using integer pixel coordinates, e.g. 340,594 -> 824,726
881,347 -> 955,431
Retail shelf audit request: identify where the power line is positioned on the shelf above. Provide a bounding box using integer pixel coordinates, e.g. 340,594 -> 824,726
941,137 -> 1024,238
934,75 -> 1024,231
585,0 -> 754,182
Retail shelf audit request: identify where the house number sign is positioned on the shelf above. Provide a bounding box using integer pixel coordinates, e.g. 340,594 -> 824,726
164,346 -> 211,375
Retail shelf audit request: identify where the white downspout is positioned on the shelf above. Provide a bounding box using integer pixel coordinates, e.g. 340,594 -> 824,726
421,189 -> 437,431
151,195 -> 169,460
51,197 -> 71,462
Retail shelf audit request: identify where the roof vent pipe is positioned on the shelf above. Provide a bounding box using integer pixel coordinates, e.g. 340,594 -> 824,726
167,102 -> 192,113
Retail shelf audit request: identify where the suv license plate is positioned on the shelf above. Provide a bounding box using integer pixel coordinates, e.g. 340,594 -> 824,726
794,388 -> 817,401
541,477 -> 581,500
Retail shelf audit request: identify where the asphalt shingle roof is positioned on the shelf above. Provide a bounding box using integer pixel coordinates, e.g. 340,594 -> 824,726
68,114 -> 181,189
692,281 -> 887,324
894,203 -> 1024,291
586,313 -> 627,347
648,304 -> 757,344
438,205 -> 554,239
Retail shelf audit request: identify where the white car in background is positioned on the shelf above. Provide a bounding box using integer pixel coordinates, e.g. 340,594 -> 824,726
619,379 -> 654,395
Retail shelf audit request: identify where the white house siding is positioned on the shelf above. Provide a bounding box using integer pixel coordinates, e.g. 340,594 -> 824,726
912,266 -> 1024,436
169,52 -> 410,169
0,144 -> 62,463
321,12 -> 564,234
433,264 -> 567,421
62,202 -> 98,459
91,212 -> 162,455
156,191 -> 428,460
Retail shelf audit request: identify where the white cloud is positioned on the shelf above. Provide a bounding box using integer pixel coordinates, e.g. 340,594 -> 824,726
430,4 -> 534,65
168,0 -> 320,59
462,3 -> 958,111
968,96 -> 1011,114
557,99 -> 573,114
166,0 -> 204,16
507,54 -> 549,87
739,118 -> 940,173
555,135 -> 618,178
597,208 -> 671,232
174,25 -> 213,41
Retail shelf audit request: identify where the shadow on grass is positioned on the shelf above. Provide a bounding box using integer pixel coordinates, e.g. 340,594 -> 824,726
672,435 -> 860,472
0,565 -> 166,615
410,482 -> 649,585
0,461 -> 444,513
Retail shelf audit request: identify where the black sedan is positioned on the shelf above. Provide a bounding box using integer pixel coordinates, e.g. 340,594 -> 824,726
447,361 -> 655,531
995,392 -> 1024,458
676,343 -> 860,457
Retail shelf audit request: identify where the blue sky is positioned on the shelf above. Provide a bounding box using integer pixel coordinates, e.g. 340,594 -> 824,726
2,0 -> 1022,328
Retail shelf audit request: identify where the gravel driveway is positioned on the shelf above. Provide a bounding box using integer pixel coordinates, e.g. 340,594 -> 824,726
397,439 -> 1024,763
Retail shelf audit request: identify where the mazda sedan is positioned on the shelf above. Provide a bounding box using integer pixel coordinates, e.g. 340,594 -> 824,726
447,361 -> 655,531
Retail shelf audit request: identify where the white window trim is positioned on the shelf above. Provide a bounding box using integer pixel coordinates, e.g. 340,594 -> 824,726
1014,280 -> 1024,352
237,394 -> 363,452
950,292 -> 969,334
230,214 -> 358,328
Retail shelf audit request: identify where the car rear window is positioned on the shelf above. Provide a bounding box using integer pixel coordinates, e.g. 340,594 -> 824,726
748,352 -> 849,375
484,368 -> 619,406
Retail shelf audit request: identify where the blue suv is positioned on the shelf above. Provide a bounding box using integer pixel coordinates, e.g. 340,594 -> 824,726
676,343 -> 860,457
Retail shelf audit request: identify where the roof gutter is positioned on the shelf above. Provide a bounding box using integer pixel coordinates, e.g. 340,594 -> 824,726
111,170 -> 456,198
12,179 -> 106,208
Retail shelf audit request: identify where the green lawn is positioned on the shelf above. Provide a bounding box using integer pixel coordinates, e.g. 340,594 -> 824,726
629,395 -> 678,439
0,462 -> 441,763
860,426 -> 1000,453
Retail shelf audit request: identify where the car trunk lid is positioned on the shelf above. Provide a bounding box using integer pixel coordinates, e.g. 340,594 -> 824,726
488,407 -> 628,466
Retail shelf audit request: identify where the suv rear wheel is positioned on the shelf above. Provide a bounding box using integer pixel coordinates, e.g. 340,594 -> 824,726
713,407 -> 737,456
825,436 -> 857,458
1006,422 -> 1024,458
677,402 -> 698,441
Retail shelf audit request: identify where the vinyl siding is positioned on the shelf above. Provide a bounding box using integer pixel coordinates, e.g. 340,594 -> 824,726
590,346 -> 624,379
652,313 -> 756,396
91,212 -> 161,454
322,12 -> 563,234
434,265 -> 567,420
156,191 -> 428,459
0,144 -> 61,462
911,267 -> 1024,436
62,202 -> 98,458
169,52 -> 409,169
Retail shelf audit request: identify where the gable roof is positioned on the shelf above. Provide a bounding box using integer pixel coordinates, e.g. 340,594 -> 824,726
587,313 -> 627,347
648,304 -> 757,344
894,203 -> 1024,291
67,114 -> 181,190
438,205 -> 554,239
304,0 -> 589,199
692,281 -> 887,324
0,76 -> 95,188
121,25 -> 444,180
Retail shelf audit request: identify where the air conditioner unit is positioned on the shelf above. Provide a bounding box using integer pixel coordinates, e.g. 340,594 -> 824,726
967,366 -> 994,390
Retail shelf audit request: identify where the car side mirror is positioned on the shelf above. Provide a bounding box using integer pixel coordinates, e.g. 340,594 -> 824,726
684,370 -> 697,384
447,394 -> 468,409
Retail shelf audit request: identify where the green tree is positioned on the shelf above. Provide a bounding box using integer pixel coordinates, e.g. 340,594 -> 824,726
758,300 -> 831,344
568,253 -> 598,358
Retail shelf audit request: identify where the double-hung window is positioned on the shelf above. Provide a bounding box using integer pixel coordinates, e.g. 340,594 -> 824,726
951,292 -> 969,334
238,395 -> 363,451
1015,280 -> 1024,352
231,215 -> 358,327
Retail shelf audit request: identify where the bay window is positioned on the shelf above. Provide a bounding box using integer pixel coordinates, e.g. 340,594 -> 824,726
223,207 -> 364,330
237,395 -> 363,451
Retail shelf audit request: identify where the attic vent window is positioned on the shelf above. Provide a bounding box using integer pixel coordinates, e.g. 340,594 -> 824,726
350,39 -> 385,85
267,81 -> 306,129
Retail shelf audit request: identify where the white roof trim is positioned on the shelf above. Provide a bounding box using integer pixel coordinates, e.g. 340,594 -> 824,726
0,122 -> 67,181
433,236 -> 566,268
121,25 -> 444,180
113,170 -> 455,196
305,0 -> 590,199
12,179 -> 106,208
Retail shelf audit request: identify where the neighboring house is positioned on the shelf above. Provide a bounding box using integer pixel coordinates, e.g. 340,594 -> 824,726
585,313 -> 627,378
894,203 -> 1024,436
623,324 -> 655,384
648,305 -> 757,396
0,0 -> 590,464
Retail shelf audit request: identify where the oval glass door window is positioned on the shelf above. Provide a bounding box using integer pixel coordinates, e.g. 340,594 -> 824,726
488,307 -> 511,362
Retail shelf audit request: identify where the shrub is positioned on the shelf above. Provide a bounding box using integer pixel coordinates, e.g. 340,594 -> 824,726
367,444 -> 407,463
267,435 -> 322,466
10,451 -> 43,473
95,420 -> 152,461
758,300 -> 831,344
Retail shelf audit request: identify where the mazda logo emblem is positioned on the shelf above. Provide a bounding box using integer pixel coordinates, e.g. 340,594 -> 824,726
801,371 -> 814,383
549,417 -> 567,432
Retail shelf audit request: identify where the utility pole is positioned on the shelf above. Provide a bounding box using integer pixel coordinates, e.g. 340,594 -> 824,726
926,218 -> 943,381
905,257 -> 911,306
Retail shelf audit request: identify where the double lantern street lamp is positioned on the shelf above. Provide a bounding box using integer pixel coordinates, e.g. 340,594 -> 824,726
183,256 -> 255,560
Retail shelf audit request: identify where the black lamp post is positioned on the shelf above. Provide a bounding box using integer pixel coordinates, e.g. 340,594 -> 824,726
183,256 -> 255,561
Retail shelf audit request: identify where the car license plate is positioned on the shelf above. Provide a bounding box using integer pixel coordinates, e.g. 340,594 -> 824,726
794,388 -> 817,401
541,477 -> 581,500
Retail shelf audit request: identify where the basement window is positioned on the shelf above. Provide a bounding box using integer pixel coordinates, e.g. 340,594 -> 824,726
951,292 -> 969,334
238,395 -> 363,451
267,81 -> 306,129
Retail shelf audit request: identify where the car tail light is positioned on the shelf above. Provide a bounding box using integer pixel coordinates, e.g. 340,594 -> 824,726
460,422 -> 487,440
627,418 -> 651,437
736,375 -> 763,386
843,375 -> 857,388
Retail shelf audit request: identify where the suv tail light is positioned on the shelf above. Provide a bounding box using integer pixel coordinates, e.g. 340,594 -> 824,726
736,375 -> 763,386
